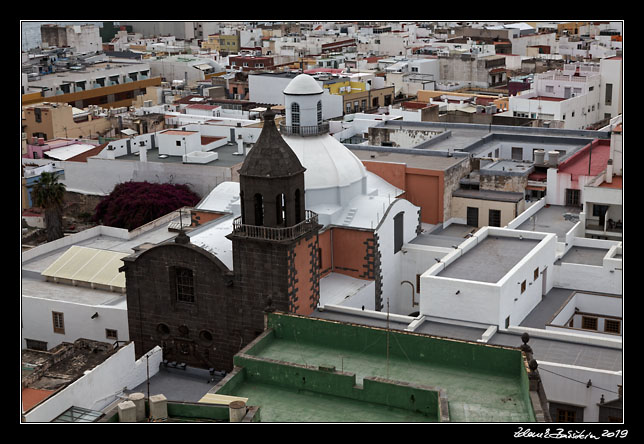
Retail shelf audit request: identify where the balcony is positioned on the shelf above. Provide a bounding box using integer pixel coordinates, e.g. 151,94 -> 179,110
231,210 -> 318,241
279,122 -> 329,137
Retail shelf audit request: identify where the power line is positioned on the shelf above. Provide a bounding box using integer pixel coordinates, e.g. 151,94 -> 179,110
538,367 -> 619,395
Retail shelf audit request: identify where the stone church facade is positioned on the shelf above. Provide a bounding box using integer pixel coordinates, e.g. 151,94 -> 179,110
120,109 -> 321,371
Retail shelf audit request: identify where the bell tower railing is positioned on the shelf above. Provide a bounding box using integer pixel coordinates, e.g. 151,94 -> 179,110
232,210 -> 318,241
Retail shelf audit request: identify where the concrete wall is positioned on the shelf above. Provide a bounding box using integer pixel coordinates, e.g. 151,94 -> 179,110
376,199 -> 422,315
539,360 -> 621,422
552,247 -> 622,295
420,228 -> 557,328
21,295 -> 129,351
451,196 -> 521,228
59,155 -> 236,198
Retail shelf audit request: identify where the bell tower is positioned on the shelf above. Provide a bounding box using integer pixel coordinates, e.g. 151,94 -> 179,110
237,107 -> 307,228
228,107 -> 321,343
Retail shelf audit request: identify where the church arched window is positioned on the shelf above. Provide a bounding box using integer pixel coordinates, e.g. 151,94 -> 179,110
291,102 -> 300,133
294,188 -> 302,223
254,193 -> 264,226
317,100 -> 322,124
276,193 -> 286,225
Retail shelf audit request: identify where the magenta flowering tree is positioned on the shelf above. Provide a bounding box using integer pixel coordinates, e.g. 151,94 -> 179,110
93,181 -> 200,230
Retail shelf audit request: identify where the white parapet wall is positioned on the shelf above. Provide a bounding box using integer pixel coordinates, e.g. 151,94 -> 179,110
23,344 -> 163,422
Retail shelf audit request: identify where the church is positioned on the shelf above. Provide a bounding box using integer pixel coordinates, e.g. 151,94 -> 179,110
120,74 -> 421,371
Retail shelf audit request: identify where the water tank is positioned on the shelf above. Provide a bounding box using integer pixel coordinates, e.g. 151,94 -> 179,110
547,150 -> 559,166
534,150 -> 545,164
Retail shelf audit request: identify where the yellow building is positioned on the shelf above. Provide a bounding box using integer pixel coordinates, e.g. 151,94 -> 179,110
201,34 -> 240,53
22,102 -> 115,141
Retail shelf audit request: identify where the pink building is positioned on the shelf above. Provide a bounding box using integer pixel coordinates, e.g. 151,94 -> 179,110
546,139 -> 611,207
24,138 -> 82,160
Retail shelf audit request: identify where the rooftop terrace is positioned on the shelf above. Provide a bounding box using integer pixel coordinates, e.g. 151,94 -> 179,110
211,313 -> 536,422
436,235 -> 540,283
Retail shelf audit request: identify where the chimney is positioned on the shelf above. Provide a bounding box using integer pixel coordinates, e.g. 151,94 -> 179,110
534,150 -> 545,165
237,134 -> 244,155
605,159 -> 613,183
139,142 -> 147,163
38,137 -> 45,146
547,150 -> 559,167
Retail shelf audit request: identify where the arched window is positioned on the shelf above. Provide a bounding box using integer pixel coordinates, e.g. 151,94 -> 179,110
317,100 -> 322,124
240,190 -> 245,223
276,193 -> 286,225
294,189 -> 302,224
174,267 -> 194,303
291,102 -> 300,133
393,211 -> 404,254
254,193 -> 264,226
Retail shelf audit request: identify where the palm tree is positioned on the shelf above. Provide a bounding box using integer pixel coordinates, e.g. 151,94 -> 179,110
31,171 -> 66,242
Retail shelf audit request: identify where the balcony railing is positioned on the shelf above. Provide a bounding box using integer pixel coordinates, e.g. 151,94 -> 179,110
232,210 -> 318,241
279,122 -> 329,137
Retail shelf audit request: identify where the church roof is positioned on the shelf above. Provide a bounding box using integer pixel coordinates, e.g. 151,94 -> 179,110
238,108 -> 306,178
282,73 -> 324,95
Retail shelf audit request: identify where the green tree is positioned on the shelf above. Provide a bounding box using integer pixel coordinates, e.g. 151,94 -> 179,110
31,171 -> 66,242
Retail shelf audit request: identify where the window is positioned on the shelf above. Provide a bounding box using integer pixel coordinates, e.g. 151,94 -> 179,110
394,212 -> 404,254
489,209 -> 501,227
317,100 -> 322,124
511,147 -> 522,160
534,267 -> 539,281
604,319 -> 621,334
291,102 -> 300,128
557,408 -> 577,422
176,140 -> 181,146
466,207 -> 479,227
199,330 -> 213,345
52,312 -> 65,334
605,83 -> 613,106
520,280 -> 526,294
416,274 -> 421,294
545,85 -> 554,93
581,316 -> 598,331
254,193 -> 264,226
106,329 -> 118,340
175,267 -> 195,303
565,189 -> 580,206
25,339 -> 48,351
294,189 -> 302,223
276,193 -> 286,225
157,323 -> 170,338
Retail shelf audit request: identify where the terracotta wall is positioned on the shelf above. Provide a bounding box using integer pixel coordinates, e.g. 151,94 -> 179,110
364,160 -> 444,225
331,227 -> 373,280
289,233 -> 319,316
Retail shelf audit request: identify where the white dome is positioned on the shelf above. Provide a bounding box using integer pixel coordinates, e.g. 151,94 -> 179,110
282,134 -> 367,190
283,74 -> 324,95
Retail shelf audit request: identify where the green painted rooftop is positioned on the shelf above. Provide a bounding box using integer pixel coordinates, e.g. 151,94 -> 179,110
212,313 -> 536,423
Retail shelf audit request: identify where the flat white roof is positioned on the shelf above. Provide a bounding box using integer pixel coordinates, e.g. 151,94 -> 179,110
44,143 -> 96,160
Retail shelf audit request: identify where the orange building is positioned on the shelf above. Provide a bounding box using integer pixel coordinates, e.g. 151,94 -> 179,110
351,149 -> 472,225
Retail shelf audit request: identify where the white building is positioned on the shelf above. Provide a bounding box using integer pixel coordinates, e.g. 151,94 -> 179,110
507,63 -> 601,130
147,56 -> 224,84
248,72 -> 343,120
420,227 -> 557,329
40,24 -> 102,55
599,56 -> 623,121
191,73 -> 421,313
